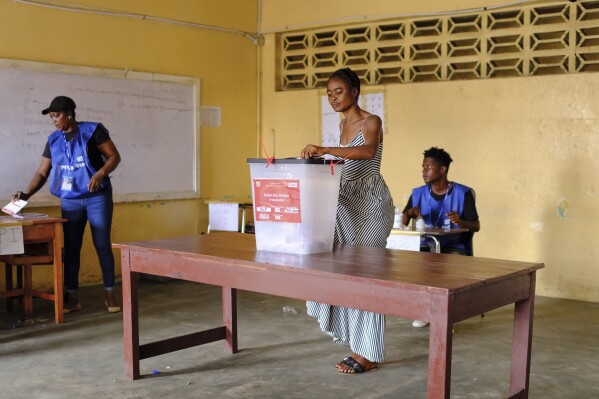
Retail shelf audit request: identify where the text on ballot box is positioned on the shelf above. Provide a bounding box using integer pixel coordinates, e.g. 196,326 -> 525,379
247,158 -> 342,254
253,179 -> 301,223
0,224 -> 24,255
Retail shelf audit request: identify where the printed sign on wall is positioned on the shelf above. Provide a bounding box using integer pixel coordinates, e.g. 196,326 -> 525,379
253,179 -> 301,223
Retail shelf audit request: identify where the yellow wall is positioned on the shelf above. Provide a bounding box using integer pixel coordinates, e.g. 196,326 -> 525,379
259,1 -> 599,303
0,0 -> 258,290
3,0 -> 598,303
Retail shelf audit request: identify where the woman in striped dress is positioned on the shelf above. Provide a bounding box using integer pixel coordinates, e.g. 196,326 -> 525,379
300,68 -> 395,374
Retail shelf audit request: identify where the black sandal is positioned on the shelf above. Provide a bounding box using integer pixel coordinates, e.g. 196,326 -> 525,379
340,356 -> 365,373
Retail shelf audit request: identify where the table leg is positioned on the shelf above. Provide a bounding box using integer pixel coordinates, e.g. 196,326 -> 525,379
427,295 -> 452,399
222,287 -> 238,354
53,222 -> 64,324
425,235 -> 441,253
5,265 -> 13,312
509,272 -> 536,398
121,250 -> 140,380
24,265 -> 32,315
16,265 -> 22,291
240,206 -> 246,234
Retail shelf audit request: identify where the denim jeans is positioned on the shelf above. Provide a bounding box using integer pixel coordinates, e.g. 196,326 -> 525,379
61,188 -> 114,290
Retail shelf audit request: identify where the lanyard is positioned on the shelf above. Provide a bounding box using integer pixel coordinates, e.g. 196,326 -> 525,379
62,130 -> 82,166
429,182 -> 451,227
63,133 -> 73,164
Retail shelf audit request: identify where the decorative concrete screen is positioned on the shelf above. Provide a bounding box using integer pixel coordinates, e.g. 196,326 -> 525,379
277,0 -> 599,89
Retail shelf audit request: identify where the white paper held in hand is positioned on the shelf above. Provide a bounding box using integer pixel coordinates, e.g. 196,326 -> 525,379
2,199 -> 28,216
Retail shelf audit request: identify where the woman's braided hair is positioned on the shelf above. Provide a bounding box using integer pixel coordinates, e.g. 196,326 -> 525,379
329,68 -> 361,100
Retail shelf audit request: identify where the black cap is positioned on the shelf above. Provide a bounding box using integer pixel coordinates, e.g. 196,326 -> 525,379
41,96 -> 76,115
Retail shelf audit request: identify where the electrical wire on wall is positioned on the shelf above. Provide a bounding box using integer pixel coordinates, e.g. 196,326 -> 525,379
261,0 -> 543,34
12,0 -> 260,44
12,0 -> 543,39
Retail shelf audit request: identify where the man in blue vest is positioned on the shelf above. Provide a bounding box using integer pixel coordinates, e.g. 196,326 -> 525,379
401,147 -> 480,327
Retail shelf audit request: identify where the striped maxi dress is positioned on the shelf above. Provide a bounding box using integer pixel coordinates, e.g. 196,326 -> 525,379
306,129 -> 395,363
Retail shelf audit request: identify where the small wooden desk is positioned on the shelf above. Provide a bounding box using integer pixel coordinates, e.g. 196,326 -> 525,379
0,216 -> 65,324
115,233 -> 543,398
423,227 -> 470,253
388,227 -> 469,253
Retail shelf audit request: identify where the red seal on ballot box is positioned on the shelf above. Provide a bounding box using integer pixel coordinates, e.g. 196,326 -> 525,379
253,179 -> 301,223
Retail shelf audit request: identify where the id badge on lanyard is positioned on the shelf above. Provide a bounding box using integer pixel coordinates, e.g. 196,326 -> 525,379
61,134 -> 76,192
61,176 -> 73,191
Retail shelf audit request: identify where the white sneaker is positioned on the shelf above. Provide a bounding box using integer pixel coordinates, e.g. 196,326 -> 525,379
412,320 -> 429,328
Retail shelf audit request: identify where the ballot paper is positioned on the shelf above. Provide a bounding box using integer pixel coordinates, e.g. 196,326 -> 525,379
2,199 -> 27,216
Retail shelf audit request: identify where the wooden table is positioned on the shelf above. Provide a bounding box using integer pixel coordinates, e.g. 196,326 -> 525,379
115,233 -> 543,398
0,216 -> 65,324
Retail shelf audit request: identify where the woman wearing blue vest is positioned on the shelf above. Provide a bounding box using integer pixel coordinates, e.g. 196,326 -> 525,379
13,96 -> 121,314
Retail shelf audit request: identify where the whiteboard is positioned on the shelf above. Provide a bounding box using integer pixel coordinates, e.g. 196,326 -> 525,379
0,59 -> 200,205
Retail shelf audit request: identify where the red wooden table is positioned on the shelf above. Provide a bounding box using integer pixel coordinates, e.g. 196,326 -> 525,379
115,233 -> 543,398
0,216 -> 65,324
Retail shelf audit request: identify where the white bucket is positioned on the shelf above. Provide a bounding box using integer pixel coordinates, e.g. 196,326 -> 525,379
247,158 -> 343,254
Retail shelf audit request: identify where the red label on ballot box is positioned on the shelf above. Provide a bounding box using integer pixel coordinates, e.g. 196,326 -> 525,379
253,179 -> 301,223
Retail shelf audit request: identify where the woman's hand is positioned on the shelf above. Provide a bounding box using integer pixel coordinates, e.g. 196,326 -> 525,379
300,144 -> 327,159
88,170 -> 106,192
13,191 -> 30,202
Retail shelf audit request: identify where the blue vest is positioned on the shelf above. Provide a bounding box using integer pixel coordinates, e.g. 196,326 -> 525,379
412,182 -> 471,253
48,122 -> 110,199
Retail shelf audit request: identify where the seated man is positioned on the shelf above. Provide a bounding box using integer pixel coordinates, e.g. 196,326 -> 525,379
402,147 -> 480,327
402,146 -> 480,255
